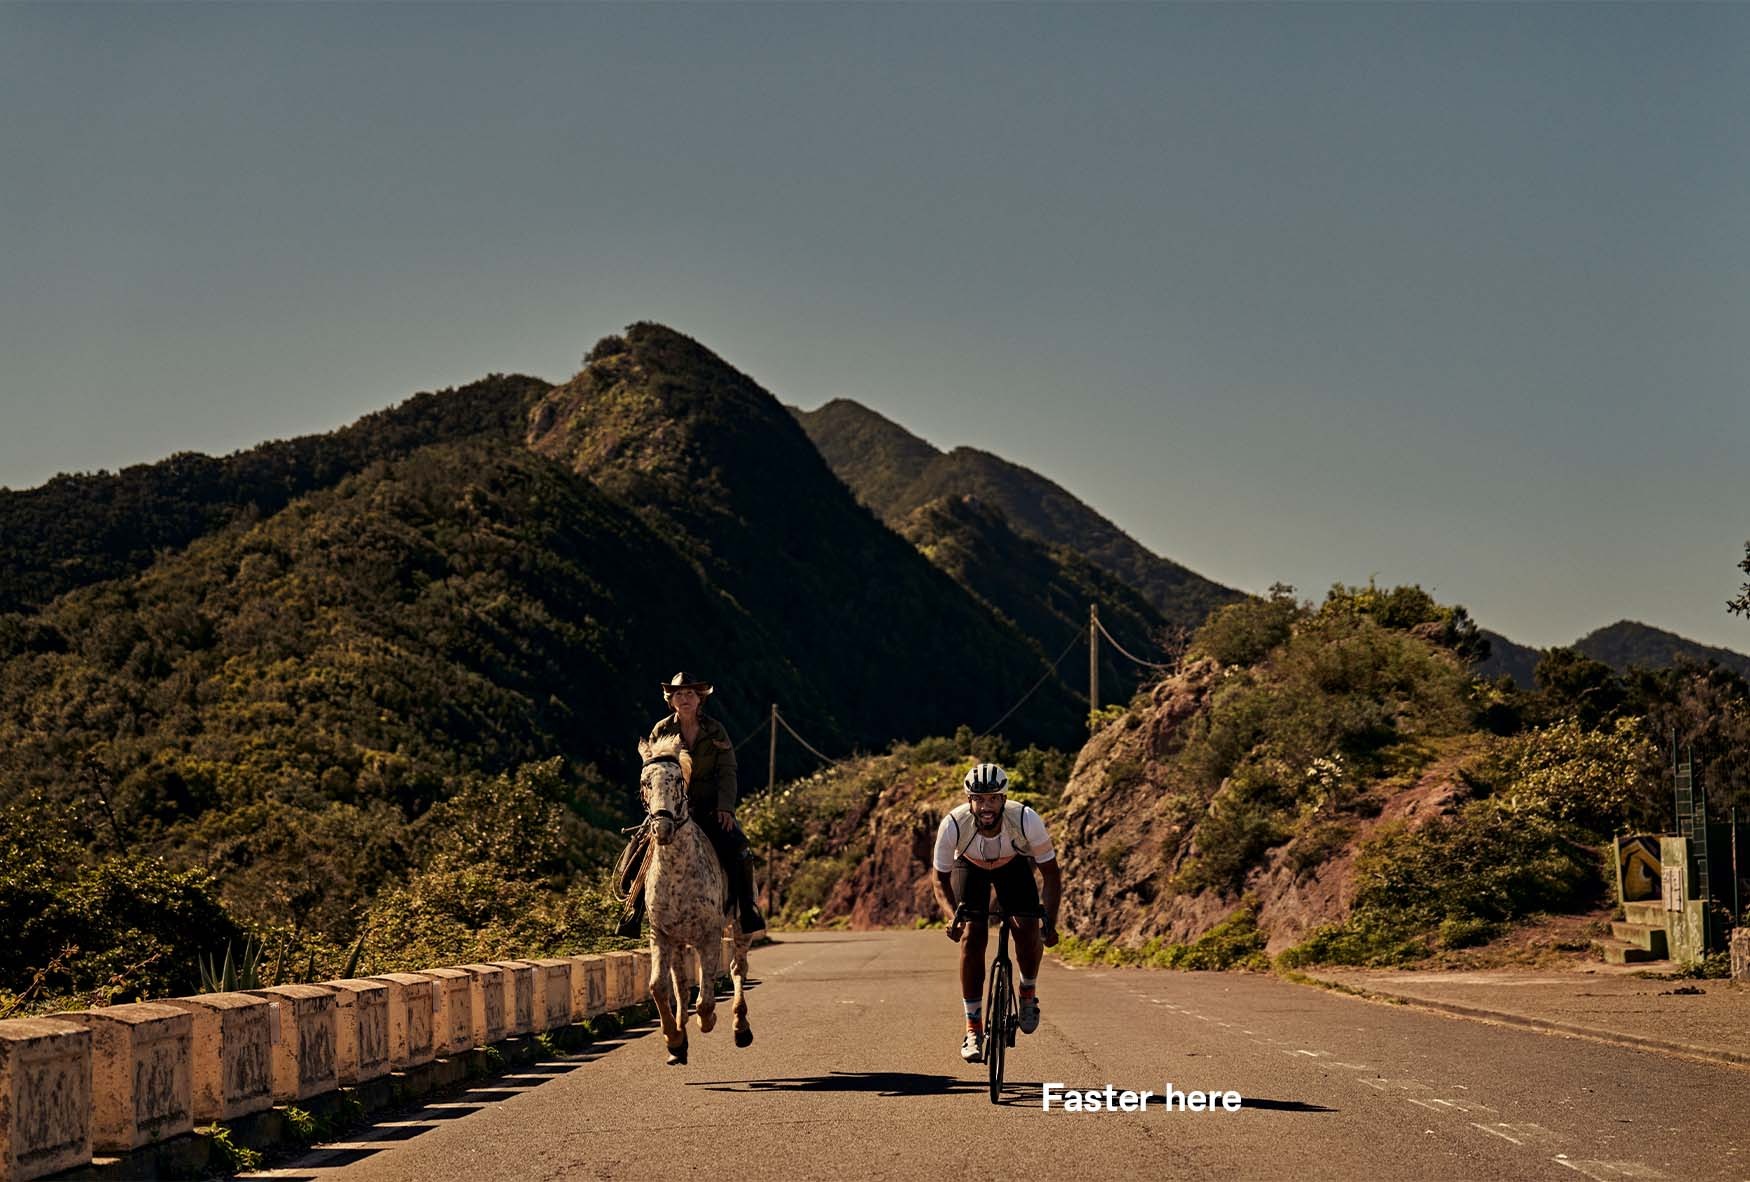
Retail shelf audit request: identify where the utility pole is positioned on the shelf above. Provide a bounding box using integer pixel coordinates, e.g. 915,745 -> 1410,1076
768,703 -> 778,793
767,702 -> 779,916
1089,604 -> 1100,713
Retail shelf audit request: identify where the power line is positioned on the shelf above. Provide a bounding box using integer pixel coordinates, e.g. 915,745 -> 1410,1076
774,707 -> 840,767
1093,613 -> 1176,670
981,627 -> 1086,737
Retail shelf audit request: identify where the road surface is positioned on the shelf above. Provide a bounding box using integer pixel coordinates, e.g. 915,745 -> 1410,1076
254,930 -> 1746,1181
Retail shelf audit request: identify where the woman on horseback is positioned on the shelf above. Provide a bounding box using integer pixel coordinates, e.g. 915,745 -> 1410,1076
618,671 -> 766,936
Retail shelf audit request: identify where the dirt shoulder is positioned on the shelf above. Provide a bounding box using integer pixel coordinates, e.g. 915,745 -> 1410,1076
1294,964 -> 1750,1070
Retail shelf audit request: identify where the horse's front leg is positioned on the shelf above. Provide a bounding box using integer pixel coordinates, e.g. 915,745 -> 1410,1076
649,940 -> 687,1066
730,922 -> 753,1048
694,934 -> 720,1034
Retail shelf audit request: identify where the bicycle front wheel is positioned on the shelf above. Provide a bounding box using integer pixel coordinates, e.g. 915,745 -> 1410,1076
986,956 -> 1010,1103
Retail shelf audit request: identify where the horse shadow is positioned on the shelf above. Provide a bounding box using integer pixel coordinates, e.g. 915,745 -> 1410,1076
689,1072 -> 1335,1112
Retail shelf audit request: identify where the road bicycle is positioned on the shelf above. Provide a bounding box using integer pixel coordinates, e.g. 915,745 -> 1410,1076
956,903 -> 1046,1103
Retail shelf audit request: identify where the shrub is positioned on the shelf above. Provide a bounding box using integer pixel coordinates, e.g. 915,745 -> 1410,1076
1191,589 -> 1302,668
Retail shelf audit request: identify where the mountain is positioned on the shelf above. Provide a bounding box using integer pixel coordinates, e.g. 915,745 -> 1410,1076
1475,629 -> 1541,687
1576,621 -> 1750,681
0,374 -> 551,614
1474,621 -> 1750,688
792,399 -> 1243,629
0,323 -> 1098,948
525,325 -> 1087,752
894,493 -> 1171,707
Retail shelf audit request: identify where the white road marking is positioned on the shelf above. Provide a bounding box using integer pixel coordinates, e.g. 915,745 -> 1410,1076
1471,1122 -> 1563,1147
1553,1158 -> 1669,1180
1407,1097 -> 1497,1115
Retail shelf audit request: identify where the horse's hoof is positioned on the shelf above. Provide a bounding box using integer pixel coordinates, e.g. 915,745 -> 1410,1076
734,1027 -> 753,1048
697,1008 -> 717,1034
666,1039 -> 688,1066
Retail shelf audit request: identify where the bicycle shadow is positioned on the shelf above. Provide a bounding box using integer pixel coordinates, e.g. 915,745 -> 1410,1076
691,1072 -> 1336,1113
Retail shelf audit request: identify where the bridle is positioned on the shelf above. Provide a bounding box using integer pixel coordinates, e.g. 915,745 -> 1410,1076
639,753 -> 693,832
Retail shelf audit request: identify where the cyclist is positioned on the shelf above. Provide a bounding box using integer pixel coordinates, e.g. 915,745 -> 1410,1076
932,762 -> 1062,1064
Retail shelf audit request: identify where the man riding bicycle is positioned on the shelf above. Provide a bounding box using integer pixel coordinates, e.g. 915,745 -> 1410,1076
932,762 -> 1062,1064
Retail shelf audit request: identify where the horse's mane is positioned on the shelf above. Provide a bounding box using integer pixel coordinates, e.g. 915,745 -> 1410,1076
640,733 -> 692,782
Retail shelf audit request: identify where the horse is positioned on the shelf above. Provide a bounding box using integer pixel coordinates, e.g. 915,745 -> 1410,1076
636,735 -> 753,1065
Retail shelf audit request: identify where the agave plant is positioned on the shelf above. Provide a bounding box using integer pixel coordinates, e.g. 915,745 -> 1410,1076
197,938 -> 264,993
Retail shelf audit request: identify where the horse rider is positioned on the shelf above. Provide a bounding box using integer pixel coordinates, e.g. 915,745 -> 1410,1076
618,672 -> 766,938
932,762 -> 1062,1064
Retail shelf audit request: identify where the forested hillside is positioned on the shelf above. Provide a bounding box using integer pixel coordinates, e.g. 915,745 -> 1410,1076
793,398 -> 1242,630
0,375 -> 550,614
1,324 -> 1098,1009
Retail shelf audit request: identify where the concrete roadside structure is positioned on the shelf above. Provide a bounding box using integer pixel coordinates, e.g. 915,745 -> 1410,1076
423,968 -> 473,1056
486,963 -> 535,1036
577,956 -> 608,1018
528,960 -> 574,1030
364,974 -> 436,1070
319,980 -> 390,1087
456,965 -> 507,1047
560,957 -> 592,1022
59,1003 -> 192,1153
0,1018 -> 91,1182
157,992 -> 273,1121
604,952 -> 638,1010
246,985 -> 337,1103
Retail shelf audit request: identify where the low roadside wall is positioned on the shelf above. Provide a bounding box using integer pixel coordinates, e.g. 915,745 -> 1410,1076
0,940 -> 730,1182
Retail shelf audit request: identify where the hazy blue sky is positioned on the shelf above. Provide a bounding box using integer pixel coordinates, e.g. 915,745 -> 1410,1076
4,3 -> 1747,652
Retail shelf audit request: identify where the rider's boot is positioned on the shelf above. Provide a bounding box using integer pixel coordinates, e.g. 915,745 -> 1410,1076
1018,993 -> 1041,1034
615,893 -> 645,938
960,1027 -> 983,1064
735,852 -> 766,934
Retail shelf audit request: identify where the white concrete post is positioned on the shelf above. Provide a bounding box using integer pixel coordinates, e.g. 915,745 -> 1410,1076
318,981 -> 390,1086
60,1003 -> 193,1152
456,965 -> 507,1047
0,1018 -> 92,1182
423,968 -> 473,1056
363,974 -> 436,1070
158,993 -> 274,1121
245,986 -> 338,1103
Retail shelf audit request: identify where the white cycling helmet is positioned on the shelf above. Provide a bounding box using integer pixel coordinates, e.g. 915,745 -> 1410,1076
963,762 -> 1009,794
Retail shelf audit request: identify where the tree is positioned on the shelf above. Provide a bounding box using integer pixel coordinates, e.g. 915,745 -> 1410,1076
1731,543 -> 1750,619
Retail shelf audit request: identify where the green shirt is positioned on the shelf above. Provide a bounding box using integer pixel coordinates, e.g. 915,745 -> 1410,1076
647,712 -> 738,816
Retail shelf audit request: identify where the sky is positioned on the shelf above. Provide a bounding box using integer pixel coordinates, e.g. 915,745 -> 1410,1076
3,2 -> 1747,653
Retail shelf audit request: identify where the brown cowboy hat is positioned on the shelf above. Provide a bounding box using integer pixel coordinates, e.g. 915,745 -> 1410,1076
661,671 -> 714,697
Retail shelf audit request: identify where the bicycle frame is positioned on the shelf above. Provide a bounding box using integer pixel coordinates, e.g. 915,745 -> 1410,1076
956,903 -> 1045,1104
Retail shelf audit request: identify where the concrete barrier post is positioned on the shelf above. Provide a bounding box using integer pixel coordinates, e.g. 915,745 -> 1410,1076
60,1003 -> 192,1153
319,981 -> 390,1086
577,956 -> 608,1018
561,957 -> 592,1022
0,1018 -> 92,1182
246,986 -> 337,1103
158,993 -> 274,1122
486,963 -> 535,1036
631,950 -> 652,996
457,965 -> 507,1046
604,952 -> 637,1010
527,960 -> 574,1030
423,968 -> 473,1056
364,974 -> 436,1070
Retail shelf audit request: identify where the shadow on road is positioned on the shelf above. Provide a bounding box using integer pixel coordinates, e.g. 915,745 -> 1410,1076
1238,1097 -> 1336,1113
691,1073 -> 1336,1113
692,1069 -> 995,1097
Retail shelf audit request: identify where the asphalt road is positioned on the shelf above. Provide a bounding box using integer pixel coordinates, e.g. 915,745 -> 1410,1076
254,931 -> 1747,1181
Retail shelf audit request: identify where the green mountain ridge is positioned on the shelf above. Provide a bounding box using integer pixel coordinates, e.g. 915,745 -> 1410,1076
0,374 -> 551,615
792,398 -> 1244,630
1476,621 -> 1750,687
0,323 -> 1097,969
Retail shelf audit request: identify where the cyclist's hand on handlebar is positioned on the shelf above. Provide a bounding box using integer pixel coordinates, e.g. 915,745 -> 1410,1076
947,919 -> 964,942
1043,924 -> 1060,948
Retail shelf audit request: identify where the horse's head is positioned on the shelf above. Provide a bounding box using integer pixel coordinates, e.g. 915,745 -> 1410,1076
637,735 -> 690,845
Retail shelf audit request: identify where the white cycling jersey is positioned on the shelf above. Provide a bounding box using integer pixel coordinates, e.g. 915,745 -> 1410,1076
932,801 -> 1056,872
